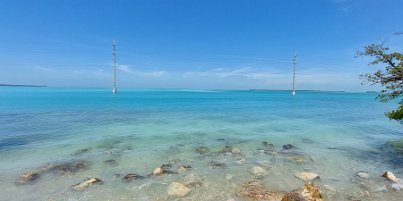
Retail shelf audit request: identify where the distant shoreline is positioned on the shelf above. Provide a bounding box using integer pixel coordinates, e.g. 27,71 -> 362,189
0,85 -> 378,93
249,89 -> 347,93
0,84 -> 47,87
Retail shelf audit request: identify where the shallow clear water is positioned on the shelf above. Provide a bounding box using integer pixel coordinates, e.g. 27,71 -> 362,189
0,87 -> 402,201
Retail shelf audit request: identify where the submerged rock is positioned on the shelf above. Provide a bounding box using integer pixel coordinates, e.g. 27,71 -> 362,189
264,149 -> 278,156
287,154 -> 305,164
169,145 -> 181,152
51,160 -> 90,175
122,173 -> 144,183
251,166 -> 267,177
96,139 -> 123,150
183,173 -> 203,187
382,171 -> 398,182
218,145 -> 234,154
301,138 -> 316,144
385,138 -> 403,155
104,159 -> 118,167
283,144 -> 295,150
262,141 -> 274,148
15,172 -> 40,185
72,178 -> 103,191
257,148 -> 265,154
257,146 -> 278,156
357,172 -> 369,179
159,164 -> 174,175
149,163 -> 191,176
178,164 -> 192,173
167,182 -> 192,197
208,161 -> 226,169
239,181 -> 285,201
72,148 -> 92,156
295,172 -> 320,182
38,163 -> 58,172
232,147 -> 241,154
195,146 -> 209,155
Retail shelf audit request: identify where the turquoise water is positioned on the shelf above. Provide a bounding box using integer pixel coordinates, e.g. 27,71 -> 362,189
0,87 -> 402,201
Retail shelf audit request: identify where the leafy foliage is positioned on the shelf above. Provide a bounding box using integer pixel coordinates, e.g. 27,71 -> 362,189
358,42 -> 403,121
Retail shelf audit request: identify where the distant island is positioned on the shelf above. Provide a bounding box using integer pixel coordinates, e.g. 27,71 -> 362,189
0,84 -> 47,87
249,89 -> 346,93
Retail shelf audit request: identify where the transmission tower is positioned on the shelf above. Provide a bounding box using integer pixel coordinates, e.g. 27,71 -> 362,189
112,39 -> 117,94
292,52 -> 297,96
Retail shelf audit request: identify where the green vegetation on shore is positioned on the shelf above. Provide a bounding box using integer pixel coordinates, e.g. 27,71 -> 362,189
358,42 -> 403,122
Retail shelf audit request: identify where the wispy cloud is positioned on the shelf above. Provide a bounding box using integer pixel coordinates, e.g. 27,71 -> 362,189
183,67 -> 359,85
71,69 -> 110,79
29,63 -> 368,91
117,64 -> 166,77
35,66 -> 59,73
331,0 -> 350,4
183,67 -> 297,83
183,67 -> 282,80
330,0 -> 353,13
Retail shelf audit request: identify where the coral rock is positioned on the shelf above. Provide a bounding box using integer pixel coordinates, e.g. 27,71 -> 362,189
295,172 -> 320,182
151,167 -> 164,176
382,171 -> 398,182
282,183 -> 323,201
240,181 -> 286,201
298,183 -> 323,201
72,178 -> 103,191
15,172 -> 40,185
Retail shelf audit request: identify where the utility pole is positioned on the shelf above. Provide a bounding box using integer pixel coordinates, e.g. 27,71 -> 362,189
292,52 -> 297,96
112,39 -> 117,94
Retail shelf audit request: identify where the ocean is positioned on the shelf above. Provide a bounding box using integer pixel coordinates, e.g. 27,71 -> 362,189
0,87 -> 402,201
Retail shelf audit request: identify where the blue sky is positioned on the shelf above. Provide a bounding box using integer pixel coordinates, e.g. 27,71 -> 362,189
0,0 -> 402,91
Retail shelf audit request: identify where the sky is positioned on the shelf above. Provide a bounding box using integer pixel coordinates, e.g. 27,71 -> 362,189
0,0 -> 402,91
